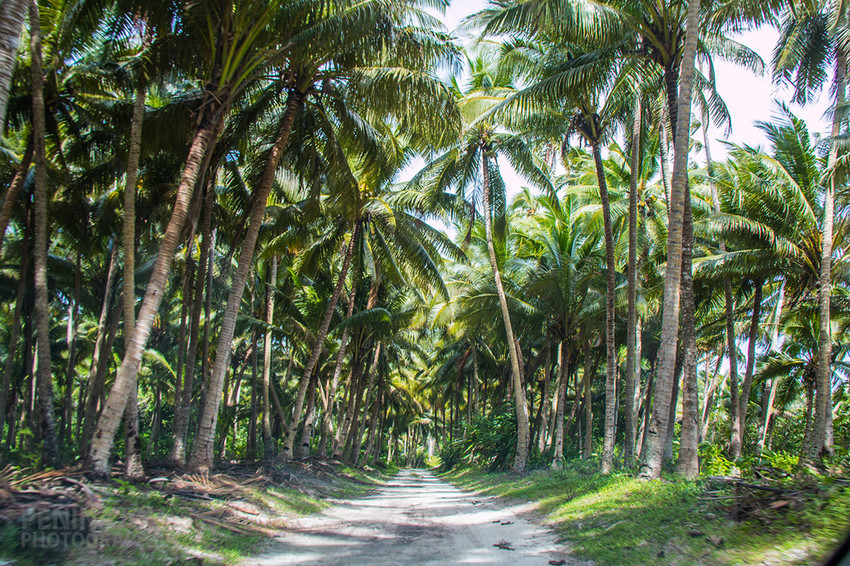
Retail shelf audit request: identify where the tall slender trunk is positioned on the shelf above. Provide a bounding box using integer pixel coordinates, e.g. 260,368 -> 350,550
641,0 -> 700,479
591,143 -> 618,474
0,225 -> 28,443
333,352 -> 364,459
248,331 -> 259,457
347,343 -> 381,464
812,50 -> 845,459
480,147 -> 529,472
318,282 -> 358,456
676,189 -> 699,477
89,102 -> 224,476
759,283 -> 785,453
122,83 -> 146,480
188,92 -> 302,472
60,252 -> 81,448
736,280 -> 763,451
0,0 -> 25,127
536,344 -> 552,453
625,97 -> 641,464
281,220 -> 360,460
171,180 -> 213,463
30,0 -> 57,466
296,374 -> 319,459
583,353 -> 598,459
703,104 -> 742,460
262,256 -> 278,460
551,342 -> 570,468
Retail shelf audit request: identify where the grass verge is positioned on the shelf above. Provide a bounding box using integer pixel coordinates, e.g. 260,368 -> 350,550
1,460 -> 395,566
443,463 -> 850,566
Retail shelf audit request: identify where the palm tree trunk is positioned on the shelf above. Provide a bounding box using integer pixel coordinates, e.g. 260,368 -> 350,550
248,331 -> 258,457
347,343 -> 381,464
625,97 -> 641,464
812,50 -> 845,459
704,105 -> 743,461
536,344 -> 552,453
187,91 -> 303,472
171,180 -> 213,463
262,256 -> 278,460
318,283 -> 358,457
281,220 -> 360,460
641,0 -> 701,479
0,0 -> 24,124
0,229 -> 28,444
738,280 -> 763,434
480,148 -> 529,472
676,192 -> 700,477
0,135 -> 32,255
592,143 -> 618,474
296,374 -> 319,459
122,83 -> 146,480
88,104 -> 224,476
80,244 -> 119,455
583,352 -> 599,460
551,341 -> 570,468
334,352 -> 364,459
29,0 -> 57,466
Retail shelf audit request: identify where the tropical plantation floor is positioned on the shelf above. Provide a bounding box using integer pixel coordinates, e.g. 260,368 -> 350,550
1,459 -> 849,565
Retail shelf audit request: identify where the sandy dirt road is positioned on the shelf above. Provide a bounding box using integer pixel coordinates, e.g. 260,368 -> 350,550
245,468 -> 583,565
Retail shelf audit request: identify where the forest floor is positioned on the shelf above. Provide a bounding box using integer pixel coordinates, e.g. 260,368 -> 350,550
0,458 -> 390,565
244,468 -> 581,565
443,463 -> 850,566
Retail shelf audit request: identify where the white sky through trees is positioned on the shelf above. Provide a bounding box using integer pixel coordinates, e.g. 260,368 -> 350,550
402,1 -> 832,212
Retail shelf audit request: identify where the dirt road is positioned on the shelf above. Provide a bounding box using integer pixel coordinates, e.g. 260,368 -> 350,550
245,468 -> 582,565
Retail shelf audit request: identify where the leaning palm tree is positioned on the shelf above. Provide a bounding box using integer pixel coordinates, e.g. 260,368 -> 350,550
90,0 -> 295,476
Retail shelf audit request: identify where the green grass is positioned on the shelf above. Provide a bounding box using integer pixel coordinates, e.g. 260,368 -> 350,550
0,463 -> 394,566
444,464 -> 850,566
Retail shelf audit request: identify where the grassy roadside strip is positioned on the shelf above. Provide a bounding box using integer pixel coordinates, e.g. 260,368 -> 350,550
442,463 -> 850,566
1,461 -> 396,566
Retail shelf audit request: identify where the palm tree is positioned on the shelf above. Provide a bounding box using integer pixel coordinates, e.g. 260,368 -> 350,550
409,52 -> 553,471
773,0 -> 847,459
90,0 -> 294,476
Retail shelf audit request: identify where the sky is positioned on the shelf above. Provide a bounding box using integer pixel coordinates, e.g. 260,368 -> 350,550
400,0 -> 834,198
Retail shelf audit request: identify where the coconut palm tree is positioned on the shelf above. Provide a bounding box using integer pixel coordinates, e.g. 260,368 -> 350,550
773,0 -> 848,459
408,52 -> 553,471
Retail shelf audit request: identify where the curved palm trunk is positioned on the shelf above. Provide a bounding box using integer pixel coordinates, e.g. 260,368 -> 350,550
592,143 -> 617,474
88,105 -> 224,476
281,221 -> 360,460
29,0 -> 57,467
170,180 -> 213,463
624,97 -> 641,464
0,0 -> 24,127
188,91 -> 303,472
812,50 -> 845,459
122,84 -> 146,480
480,148 -> 529,472
641,0 -> 700,479
262,256 -> 278,460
